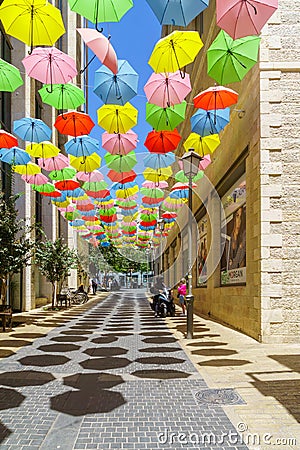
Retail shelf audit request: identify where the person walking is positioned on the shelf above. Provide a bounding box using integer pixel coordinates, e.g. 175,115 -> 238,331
177,278 -> 187,316
91,279 -> 97,295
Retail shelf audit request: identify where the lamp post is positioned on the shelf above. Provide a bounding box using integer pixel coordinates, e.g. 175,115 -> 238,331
145,247 -> 150,291
181,149 -> 203,339
158,219 -> 165,275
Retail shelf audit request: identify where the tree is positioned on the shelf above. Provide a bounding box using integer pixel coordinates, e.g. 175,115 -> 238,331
35,237 -> 79,309
0,194 -> 36,305
89,244 -> 147,275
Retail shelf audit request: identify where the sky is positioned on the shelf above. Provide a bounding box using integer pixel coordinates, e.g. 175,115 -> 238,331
86,1 -> 161,181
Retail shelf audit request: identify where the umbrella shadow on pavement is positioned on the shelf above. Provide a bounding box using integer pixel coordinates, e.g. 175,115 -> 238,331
84,347 -> 128,357
0,387 -> 25,410
18,354 -> 70,367
0,370 -> 55,387
80,356 -> 131,371
38,343 -> 81,353
0,421 -> 12,444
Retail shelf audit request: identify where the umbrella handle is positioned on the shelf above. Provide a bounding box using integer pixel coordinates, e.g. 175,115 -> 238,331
80,55 -> 97,74
46,85 -> 53,94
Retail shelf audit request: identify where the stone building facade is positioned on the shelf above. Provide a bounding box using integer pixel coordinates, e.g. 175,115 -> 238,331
162,0 -> 300,343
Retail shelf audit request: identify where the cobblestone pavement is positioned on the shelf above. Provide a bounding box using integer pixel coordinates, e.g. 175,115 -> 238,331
0,290 -> 248,450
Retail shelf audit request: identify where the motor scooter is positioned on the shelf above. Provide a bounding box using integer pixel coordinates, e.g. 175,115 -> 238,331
150,287 -> 175,318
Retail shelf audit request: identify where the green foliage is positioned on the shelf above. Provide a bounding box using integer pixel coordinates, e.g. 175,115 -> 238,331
90,244 -> 147,274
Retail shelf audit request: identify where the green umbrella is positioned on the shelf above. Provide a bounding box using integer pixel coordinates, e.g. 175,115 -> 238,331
140,187 -> 164,198
207,30 -> 261,85
49,167 -> 77,181
82,180 -> 108,191
68,0 -> 133,25
39,83 -> 85,110
140,212 -> 157,222
32,183 -> 55,193
175,169 -> 204,183
65,210 -> 81,221
98,207 -> 117,215
146,101 -> 186,131
104,151 -> 137,173
0,58 -> 23,92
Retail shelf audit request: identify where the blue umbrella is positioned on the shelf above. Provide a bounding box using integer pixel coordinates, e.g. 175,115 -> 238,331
170,189 -> 189,200
0,147 -> 31,165
94,59 -> 139,106
122,208 -> 138,216
70,219 -> 85,227
101,241 -> 111,247
146,0 -> 209,27
65,135 -> 100,157
144,152 -> 175,170
13,117 -> 52,143
51,192 -> 67,203
139,224 -> 156,231
191,107 -> 230,136
81,209 -> 97,216
65,188 -> 86,198
111,181 -> 136,191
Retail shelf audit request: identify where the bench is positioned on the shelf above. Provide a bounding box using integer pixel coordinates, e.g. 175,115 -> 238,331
0,305 -> 12,332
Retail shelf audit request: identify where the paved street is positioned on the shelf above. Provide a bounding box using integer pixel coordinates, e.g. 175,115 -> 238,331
0,290 -> 249,450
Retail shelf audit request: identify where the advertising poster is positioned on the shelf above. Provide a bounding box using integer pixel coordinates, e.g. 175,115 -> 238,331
221,177 -> 246,286
197,216 -> 208,286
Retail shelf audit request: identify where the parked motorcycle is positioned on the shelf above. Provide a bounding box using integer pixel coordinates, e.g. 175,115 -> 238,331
150,287 -> 175,318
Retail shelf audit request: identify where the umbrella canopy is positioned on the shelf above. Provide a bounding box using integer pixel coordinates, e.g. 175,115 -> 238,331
144,152 -> 175,170
26,141 -> 60,159
183,132 -> 221,156
146,0 -> 209,27
49,167 -> 77,181
13,117 -> 52,143
13,162 -> 41,175
143,167 -> 172,182
178,154 -> 211,171
0,130 -> 18,149
142,180 -> 168,189
207,30 -> 261,85
0,146 -> 31,165
144,70 -> 191,108
94,59 -> 138,106
21,173 -> 48,185
76,170 -> 104,182
102,130 -> 138,155
0,58 -> 23,92
148,30 -> 203,74
107,169 -> 137,183
38,153 -> 69,171
69,153 -> 101,172
77,28 -> 118,74
193,85 -> 238,110
144,129 -> 181,154
22,47 -> 77,87
146,101 -> 186,131
39,83 -> 85,110
175,169 -> 204,183
0,0 -> 65,50
104,151 -> 137,172
54,111 -> 94,138
82,181 -> 108,191
216,0 -> 278,40
55,180 -> 80,191
65,135 -> 100,157
191,107 -> 230,136
68,0 -> 133,24
97,103 -> 138,133
33,182 -> 55,193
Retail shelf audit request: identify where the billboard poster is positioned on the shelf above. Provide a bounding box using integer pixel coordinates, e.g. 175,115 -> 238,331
221,176 -> 246,286
197,216 -> 208,286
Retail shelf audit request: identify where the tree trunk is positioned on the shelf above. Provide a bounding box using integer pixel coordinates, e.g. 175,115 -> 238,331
51,283 -> 56,310
0,276 -> 8,306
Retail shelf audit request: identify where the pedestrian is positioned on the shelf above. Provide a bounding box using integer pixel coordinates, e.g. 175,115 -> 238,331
91,279 -> 97,295
177,278 -> 186,316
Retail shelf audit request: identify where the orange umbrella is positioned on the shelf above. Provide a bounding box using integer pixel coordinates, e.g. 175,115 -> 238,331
193,85 -> 238,110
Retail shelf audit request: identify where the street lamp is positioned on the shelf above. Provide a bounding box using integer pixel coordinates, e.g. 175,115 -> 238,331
181,149 -> 203,339
145,247 -> 150,291
157,219 -> 165,275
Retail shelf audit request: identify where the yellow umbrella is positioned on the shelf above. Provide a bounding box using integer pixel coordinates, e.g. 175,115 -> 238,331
122,212 -> 138,222
0,0 -> 65,51
26,141 -> 60,159
148,30 -> 203,74
69,153 -> 101,172
183,133 -> 220,156
116,185 -> 139,199
143,167 -> 172,182
52,199 -> 70,208
13,162 -> 41,175
97,103 -> 138,134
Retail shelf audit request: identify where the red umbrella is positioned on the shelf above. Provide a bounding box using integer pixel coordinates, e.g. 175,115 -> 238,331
144,130 -> 181,154
54,180 -> 80,191
107,169 -> 137,183
76,203 -> 95,212
40,190 -> 62,198
85,189 -> 111,198
193,86 -> 238,110
54,111 -> 95,138
0,130 -> 18,148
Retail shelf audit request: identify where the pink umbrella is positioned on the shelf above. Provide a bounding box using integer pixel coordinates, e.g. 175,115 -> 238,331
76,170 -> 104,182
216,0 -> 278,40
38,154 -> 69,171
22,47 -> 77,87
144,70 -> 191,108
142,180 -> 168,189
178,154 -> 211,171
77,28 -> 118,74
102,130 -> 138,155
21,173 -> 48,185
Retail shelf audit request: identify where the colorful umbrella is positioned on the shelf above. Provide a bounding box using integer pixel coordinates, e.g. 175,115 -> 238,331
0,0 -> 65,51
49,167 -> 77,181
68,0 -> 133,26
144,129 -> 181,154
142,180 -> 168,189
13,162 -> 41,176
0,58 -> 23,92
76,28 -> 118,74
22,47 -> 77,90
184,132 -> 221,156
216,0 -> 278,40
39,83 -> 85,110
97,103 -> 138,133
0,130 -> 18,149
65,135 -> 100,158
146,0 -> 209,27
13,117 -> 52,143
76,170 -> 104,182
175,169 -> 204,183
94,59 -> 138,106
144,152 -> 175,170
33,183 -> 55,193
207,30 -> 261,85
178,154 -> 211,171
38,153 -> 69,171
102,130 -> 138,155
148,30 -> 203,74
69,153 -> 101,172
54,111 -> 95,138
104,151 -> 137,172
82,181 -> 108,191
26,141 -> 60,159
191,108 -> 230,136
144,70 -> 191,108
193,85 -> 238,110
143,167 -> 172,182
21,173 -> 48,185
145,101 -> 186,131
0,146 -> 30,165
107,169 -> 137,183
55,180 -> 80,191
